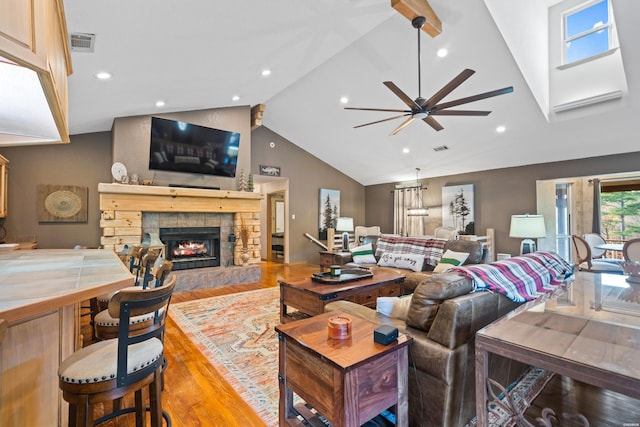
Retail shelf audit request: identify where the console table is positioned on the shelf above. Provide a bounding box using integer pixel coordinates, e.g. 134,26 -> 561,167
475,272 -> 640,425
276,311 -> 412,427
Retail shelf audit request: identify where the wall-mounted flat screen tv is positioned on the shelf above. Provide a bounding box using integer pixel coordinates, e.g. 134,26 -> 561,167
149,117 -> 240,177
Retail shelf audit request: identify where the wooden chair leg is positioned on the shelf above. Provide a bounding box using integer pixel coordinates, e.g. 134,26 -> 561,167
76,394 -> 91,427
135,387 -> 148,427
149,368 -> 163,427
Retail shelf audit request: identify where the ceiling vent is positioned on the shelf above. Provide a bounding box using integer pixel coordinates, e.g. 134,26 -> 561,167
69,33 -> 96,53
433,145 -> 449,152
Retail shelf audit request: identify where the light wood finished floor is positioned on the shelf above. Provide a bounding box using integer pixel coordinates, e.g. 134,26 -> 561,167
80,262 -> 640,426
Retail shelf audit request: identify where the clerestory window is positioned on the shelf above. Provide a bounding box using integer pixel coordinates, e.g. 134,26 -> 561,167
562,0 -> 612,65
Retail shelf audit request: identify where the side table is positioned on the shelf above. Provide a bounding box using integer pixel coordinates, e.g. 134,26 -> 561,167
276,311 -> 412,427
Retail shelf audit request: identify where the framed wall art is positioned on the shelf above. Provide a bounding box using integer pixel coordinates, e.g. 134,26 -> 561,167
37,184 -> 88,223
442,184 -> 474,234
319,188 -> 340,240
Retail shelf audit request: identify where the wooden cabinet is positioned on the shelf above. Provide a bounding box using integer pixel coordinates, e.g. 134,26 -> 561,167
0,155 -> 7,218
0,0 -> 72,144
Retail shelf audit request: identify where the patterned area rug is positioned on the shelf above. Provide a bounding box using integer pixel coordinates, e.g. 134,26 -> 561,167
169,287 -> 281,427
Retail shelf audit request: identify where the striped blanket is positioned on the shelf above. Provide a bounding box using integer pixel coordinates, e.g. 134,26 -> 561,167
452,251 -> 574,302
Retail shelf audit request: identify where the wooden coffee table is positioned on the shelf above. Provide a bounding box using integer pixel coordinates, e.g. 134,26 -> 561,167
278,270 -> 406,323
275,311 -> 412,427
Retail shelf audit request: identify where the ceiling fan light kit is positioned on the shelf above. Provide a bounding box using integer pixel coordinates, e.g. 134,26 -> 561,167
346,8 -> 514,135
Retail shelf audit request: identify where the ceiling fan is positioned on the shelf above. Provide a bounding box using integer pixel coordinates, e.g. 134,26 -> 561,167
346,16 -> 514,134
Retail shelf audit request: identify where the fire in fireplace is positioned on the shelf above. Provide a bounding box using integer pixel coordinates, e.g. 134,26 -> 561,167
159,227 -> 220,270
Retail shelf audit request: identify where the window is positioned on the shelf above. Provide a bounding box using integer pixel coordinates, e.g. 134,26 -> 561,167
563,0 -> 611,65
600,179 -> 640,241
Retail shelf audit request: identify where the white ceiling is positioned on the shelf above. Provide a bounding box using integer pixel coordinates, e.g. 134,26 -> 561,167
63,0 -> 639,186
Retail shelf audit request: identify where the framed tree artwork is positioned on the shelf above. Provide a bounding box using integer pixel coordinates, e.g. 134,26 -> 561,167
442,184 -> 475,234
319,188 -> 340,240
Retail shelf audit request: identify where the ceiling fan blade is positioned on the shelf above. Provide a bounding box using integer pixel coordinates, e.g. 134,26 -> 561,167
384,81 -> 421,110
432,86 -> 514,111
431,110 -> 491,116
423,116 -> 443,131
424,69 -> 475,107
353,113 -> 411,129
390,116 -> 415,135
345,107 -> 412,113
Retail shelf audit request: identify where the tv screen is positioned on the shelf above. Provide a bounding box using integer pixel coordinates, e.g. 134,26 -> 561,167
149,117 -> 240,177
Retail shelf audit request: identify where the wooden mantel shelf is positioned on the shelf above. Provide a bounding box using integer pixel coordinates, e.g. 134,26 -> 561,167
98,183 -> 262,213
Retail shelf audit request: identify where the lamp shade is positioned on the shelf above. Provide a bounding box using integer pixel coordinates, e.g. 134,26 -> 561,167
509,214 -> 546,238
336,217 -> 354,232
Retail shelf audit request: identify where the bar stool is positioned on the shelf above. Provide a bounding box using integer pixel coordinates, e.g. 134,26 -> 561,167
94,260 -> 173,341
58,275 -> 176,427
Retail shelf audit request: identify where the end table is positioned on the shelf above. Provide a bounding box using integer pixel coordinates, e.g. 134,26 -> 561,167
276,311 -> 412,427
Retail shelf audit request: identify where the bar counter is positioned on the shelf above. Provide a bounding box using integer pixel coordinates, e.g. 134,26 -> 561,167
0,249 -> 134,426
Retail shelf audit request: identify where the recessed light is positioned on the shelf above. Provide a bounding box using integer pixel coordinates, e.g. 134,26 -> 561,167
340,96 -> 349,104
232,95 -> 240,102
96,72 -> 111,80
437,48 -> 448,58
496,125 -> 506,133
261,69 -> 271,77
155,100 -> 165,107
402,147 -> 410,154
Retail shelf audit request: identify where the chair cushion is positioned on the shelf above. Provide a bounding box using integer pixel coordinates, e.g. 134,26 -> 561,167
58,337 -> 163,384
94,307 -> 163,327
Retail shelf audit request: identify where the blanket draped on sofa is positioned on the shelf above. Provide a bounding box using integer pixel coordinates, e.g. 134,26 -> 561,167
453,251 -> 573,302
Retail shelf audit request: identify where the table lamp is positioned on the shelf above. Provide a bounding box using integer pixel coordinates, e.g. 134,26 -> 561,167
509,214 -> 546,255
336,217 -> 354,251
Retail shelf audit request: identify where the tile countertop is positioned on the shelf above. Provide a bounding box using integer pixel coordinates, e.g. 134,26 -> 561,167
0,249 -> 134,323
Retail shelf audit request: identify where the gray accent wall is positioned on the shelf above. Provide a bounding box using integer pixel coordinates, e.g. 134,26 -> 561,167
251,126 -> 365,264
365,151 -> 640,256
0,132 -> 112,248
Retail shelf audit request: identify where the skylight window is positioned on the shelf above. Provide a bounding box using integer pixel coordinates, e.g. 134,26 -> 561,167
563,0 -> 611,65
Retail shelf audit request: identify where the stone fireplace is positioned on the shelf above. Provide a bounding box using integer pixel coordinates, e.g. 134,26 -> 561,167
98,183 -> 262,290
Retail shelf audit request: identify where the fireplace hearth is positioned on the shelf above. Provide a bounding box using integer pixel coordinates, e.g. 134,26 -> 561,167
160,227 -> 220,270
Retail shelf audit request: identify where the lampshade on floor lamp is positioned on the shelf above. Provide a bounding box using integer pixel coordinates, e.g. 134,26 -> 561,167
509,214 -> 546,255
336,217 -> 354,251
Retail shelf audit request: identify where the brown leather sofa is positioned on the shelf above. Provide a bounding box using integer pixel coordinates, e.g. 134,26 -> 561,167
325,271 -> 524,427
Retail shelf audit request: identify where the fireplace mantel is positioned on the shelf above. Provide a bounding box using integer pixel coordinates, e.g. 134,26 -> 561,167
98,183 -> 262,213
98,183 -> 262,259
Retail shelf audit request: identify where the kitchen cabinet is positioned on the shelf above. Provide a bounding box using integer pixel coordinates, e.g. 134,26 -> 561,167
0,0 -> 72,145
0,155 -> 7,218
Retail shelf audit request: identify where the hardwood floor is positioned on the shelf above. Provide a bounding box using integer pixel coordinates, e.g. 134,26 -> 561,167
80,262 -> 640,426
80,261 -> 318,427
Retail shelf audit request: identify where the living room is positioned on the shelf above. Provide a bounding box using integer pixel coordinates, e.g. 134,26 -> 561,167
1,0 -> 640,426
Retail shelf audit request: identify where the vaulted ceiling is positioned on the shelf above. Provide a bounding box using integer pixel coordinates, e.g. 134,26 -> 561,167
63,0 -> 639,186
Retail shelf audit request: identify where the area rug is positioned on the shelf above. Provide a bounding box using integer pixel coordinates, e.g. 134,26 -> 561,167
169,288 -> 554,427
168,287 -> 282,427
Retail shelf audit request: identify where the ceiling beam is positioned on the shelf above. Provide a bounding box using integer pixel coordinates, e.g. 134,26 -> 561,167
391,0 -> 442,37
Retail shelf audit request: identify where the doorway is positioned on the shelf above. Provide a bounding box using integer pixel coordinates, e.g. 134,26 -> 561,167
267,191 -> 285,263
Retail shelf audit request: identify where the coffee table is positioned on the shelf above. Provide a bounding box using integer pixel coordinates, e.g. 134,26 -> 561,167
279,270 -> 405,323
475,272 -> 640,425
275,311 -> 413,427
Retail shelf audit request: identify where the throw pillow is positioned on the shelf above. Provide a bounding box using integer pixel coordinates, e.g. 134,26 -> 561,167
376,295 -> 413,320
350,243 -> 377,264
377,252 -> 424,272
433,249 -> 469,273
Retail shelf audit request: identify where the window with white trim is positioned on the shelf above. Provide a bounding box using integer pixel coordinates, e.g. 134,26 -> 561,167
563,0 -> 612,65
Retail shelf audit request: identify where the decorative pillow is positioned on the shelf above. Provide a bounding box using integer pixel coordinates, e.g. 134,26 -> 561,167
350,243 -> 377,264
376,294 -> 413,320
377,252 -> 424,272
433,249 -> 469,273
